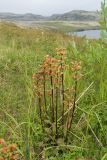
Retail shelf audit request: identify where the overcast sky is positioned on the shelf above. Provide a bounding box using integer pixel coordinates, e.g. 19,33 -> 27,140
0,0 -> 103,16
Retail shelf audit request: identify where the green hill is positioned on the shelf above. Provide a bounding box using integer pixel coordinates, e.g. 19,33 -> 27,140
0,10 -> 100,21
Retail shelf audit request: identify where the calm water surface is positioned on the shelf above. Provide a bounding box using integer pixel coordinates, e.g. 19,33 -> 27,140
69,30 -> 100,39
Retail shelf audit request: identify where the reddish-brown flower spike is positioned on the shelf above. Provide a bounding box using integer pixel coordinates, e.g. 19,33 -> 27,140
51,57 -> 56,63
72,73 -> 82,80
56,48 -> 66,56
36,91 -> 43,97
32,73 -> 37,79
76,64 -> 81,70
42,63 -> 48,69
48,90 -> 52,96
56,48 -> 66,52
0,157 -> 5,160
0,139 -> 6,146
0,147 -> 9,154
44,55 -> 52,64
9,144 -> 17,152
71,60 -> 82,72
10,154 -> 19,160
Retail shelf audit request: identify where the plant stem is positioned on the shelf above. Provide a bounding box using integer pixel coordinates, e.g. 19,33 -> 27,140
38,97 -> 43,130
55,86 -> 58,139
60,56 -> 65,132
43,73 -> 47,114
69,73 -> 77,131
65,101 -> 70,143
51,75 -> 54,122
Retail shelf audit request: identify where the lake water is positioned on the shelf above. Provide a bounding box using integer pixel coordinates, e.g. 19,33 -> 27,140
68,30 -> 100,39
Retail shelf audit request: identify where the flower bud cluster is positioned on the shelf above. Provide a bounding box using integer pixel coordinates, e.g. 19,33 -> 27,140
71,60 -> 82,80
0,138 -> 19,160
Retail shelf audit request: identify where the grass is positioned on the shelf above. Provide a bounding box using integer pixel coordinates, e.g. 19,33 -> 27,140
17,21 -> 100,33
0,22 -> 107,159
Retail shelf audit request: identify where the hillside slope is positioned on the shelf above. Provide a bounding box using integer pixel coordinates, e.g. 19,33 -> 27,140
0,10 -> 100,21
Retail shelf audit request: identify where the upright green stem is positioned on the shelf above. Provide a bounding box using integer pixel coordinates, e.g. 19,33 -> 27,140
61,74 -> 64,125
55,86 -> 58,139
43,73 -> 47,114
49,61 -> 55,123
38,97 -> 43,130
51,76 -> 54,122
69,73 -> 77,130
65,102 -> 69,144
61,57 -> 65,131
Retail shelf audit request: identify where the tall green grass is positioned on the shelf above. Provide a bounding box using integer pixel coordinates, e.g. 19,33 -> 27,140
0,22 -> 107,159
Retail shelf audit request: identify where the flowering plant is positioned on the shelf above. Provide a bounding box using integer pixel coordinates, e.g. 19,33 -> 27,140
0,139 -> 19,160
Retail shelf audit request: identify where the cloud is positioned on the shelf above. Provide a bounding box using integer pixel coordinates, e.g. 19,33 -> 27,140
0,0 -> 102,15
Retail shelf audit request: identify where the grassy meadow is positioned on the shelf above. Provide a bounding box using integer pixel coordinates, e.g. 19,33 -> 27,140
17,21 -> 100,32
0,22 -> 107,160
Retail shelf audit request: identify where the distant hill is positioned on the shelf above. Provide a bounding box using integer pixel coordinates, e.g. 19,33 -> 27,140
0,13 -> 45,21
48,10 -> 100,21
0,10 -> 100,22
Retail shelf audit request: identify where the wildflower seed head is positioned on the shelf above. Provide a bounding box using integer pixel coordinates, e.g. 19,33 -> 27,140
10,153 -> 19,160
71,60 -> 81,71
0,146 -> 9,154
9,144 -> 17,152
0,139 -> 6,146
56,48 -> 66,57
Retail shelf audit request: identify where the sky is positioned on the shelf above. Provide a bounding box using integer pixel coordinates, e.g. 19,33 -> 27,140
0,0 -> 103,16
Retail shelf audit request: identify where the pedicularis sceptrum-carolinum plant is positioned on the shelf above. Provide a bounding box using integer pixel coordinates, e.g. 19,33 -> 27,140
32,48 -> 82,145
0,138 -> 20,160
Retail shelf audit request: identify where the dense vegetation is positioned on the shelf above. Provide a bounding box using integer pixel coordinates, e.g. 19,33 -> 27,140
0,2 -> 107,159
